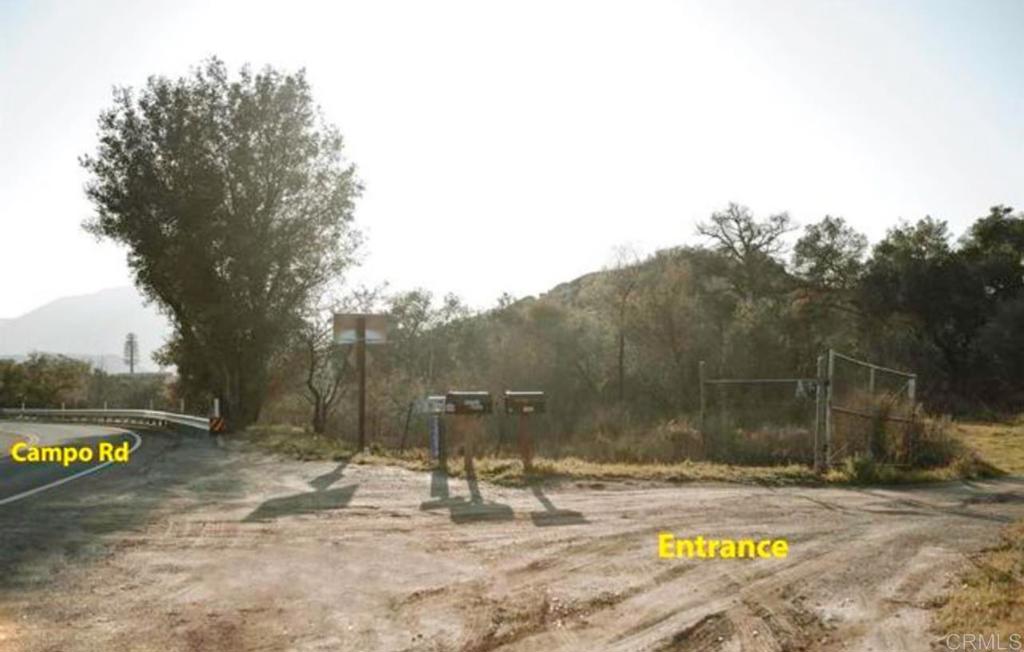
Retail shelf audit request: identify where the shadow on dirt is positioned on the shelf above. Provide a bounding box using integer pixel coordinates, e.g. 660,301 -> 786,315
308,459 -> 351,492
0,428 -> 242,592
244,460 -> 358,522
419,469 -> 514,524
529,485 -> 587,527
243,485 -> 358,522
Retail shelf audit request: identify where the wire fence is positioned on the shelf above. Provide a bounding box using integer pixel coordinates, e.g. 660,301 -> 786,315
826,350 -> 917,466
699,350 -> 919,470
699,362 -> 820,466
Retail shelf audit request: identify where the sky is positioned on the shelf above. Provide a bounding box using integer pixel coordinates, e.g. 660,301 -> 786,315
1,0 -> 1022,318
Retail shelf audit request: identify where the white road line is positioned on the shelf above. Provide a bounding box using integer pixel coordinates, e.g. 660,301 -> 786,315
1,430 -> 40,459
0,430 -> 40,444
0,431 -> 143,507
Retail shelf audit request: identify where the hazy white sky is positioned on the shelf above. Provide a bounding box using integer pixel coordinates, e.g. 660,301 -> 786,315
1,0 -> 1022,318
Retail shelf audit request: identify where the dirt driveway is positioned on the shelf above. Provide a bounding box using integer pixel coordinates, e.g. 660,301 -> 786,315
1,427 -> 1022,652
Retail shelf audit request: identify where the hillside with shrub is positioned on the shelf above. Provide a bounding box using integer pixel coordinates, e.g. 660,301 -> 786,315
254,203 -> 1023,471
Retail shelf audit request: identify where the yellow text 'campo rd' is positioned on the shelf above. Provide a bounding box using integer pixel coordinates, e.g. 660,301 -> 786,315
8,441 -> 132,467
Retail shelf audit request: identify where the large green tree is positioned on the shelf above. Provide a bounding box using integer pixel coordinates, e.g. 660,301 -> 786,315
793,215 -> 867,292
0,354 -> 91,408
857,218 -> 987,403
82,58 -> 362,429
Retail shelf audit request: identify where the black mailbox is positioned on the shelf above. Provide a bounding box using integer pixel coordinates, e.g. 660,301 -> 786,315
504,390 -> 546,415
445,391 -> 493,415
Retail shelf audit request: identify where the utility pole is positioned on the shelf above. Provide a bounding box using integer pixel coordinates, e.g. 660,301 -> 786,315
123,332 -> 138,375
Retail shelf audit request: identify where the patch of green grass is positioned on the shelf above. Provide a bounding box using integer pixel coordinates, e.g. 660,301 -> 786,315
244,425 -> 355,461
934,521 -> 1024,640
956,420 -> 1024,475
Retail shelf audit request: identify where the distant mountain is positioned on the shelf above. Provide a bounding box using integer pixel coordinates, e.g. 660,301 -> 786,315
0,287 -> 173,373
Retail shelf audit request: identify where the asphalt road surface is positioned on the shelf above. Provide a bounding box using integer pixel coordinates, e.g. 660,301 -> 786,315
1,421 -> 1023,652
0,420 -> 139,505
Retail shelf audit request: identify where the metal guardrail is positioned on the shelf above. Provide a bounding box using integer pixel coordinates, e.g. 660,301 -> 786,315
0,408 -> 209,434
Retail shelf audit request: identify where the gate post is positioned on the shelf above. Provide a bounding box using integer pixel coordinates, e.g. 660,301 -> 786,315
814,354 -> 826,473
824,349 -> 835,469
698,361 -> 707,448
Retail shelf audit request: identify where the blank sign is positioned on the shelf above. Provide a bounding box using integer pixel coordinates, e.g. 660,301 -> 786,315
333,313 -> 387,344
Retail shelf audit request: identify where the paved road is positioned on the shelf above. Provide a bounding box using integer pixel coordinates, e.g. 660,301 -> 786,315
0,420 -> 140,505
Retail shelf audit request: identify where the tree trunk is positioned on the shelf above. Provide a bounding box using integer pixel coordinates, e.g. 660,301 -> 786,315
312,396 -> 327,434
220,362 -> 267,432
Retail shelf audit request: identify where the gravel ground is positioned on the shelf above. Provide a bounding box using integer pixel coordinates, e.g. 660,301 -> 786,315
1,423 -> 1022,652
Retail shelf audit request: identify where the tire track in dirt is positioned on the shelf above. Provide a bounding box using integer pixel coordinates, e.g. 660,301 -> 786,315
3,438 -> 1023,652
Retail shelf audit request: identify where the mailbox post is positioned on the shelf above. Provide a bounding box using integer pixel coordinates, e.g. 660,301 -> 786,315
504,391 -> 545,472
426,395 -> 446,466
444,391 -> 493,477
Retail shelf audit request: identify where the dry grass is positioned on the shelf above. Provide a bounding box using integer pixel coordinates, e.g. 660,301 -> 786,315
824,453 -> 1000,485
242,424 -> 818,485
930,416 -> 1024,640
933,520 -> 1024,640
241,423 -> 998,487
955,418 -> 1024,475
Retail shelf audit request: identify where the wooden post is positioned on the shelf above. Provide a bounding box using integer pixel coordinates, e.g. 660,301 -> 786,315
814,354 -> 826,473
399,401 -> 414,452
517,415 -> 534,473
494,418 -> 506,455
868,367 -> 876,395
438,416 -> 448,472
357,315 -> 367,451
456,417 -> 475,478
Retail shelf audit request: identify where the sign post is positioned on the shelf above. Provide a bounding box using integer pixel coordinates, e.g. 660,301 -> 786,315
334,313 -> 387,451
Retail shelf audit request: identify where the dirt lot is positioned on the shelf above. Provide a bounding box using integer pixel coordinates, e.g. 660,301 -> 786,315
1,428 -> 1023,652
